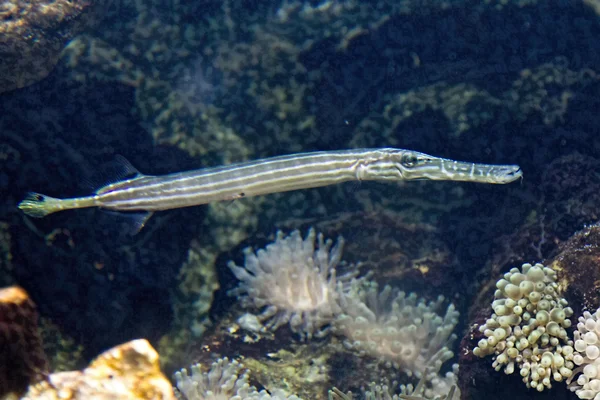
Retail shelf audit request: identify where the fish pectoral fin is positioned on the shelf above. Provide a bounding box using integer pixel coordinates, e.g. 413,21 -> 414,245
101,210 -> 154,235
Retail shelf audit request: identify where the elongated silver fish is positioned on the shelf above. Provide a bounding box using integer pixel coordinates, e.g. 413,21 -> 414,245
18,148 -> 522,230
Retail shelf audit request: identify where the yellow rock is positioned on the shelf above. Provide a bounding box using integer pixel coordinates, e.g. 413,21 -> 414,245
22,339 -> 175,400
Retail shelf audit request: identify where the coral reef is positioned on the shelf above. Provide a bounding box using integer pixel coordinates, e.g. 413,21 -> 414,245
0,286 -> 48,398
22,339 -> 174,399
228,228 -> 361,340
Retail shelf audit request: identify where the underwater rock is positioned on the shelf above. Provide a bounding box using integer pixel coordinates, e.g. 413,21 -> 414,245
0,286 -> 48,399
0,0 -> 100,93
490,153 -> 600,271
38,317 -> 85,374
22,339 -> 175,399
171,305 -> 335,400
546,224 -> 600,318
468,152 -> 600,324
0,222 -> 15,287
1,74 -> 202,357
463,152 -> 600,301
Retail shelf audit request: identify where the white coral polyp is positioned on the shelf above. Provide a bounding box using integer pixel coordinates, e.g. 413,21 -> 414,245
228,228 -> 360,339
472,262 -> 575,392
569,308 -> 600,400
333,282 -> 459,379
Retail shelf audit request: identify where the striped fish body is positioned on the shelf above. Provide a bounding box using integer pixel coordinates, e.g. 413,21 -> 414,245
18,148 -> 522,231
94,149 -> 399,211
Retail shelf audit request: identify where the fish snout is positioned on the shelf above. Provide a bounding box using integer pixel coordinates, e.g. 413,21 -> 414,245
490,164 -> 523,183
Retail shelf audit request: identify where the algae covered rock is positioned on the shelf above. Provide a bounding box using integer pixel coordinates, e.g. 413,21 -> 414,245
547,224 -> 600,316
0,0 -> 100,93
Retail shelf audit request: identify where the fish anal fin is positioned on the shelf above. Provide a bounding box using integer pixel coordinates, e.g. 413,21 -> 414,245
101,210 -> 154,235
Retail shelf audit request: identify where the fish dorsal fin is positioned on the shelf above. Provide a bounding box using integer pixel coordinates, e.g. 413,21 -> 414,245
82,155 -> 143,194
110,154 -> 142,181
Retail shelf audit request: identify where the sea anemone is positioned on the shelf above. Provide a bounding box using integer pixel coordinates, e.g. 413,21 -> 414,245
228,228 -> 361,340
333,282 -> 459,379
174,357 -> 302,400
174,358 -> 255,400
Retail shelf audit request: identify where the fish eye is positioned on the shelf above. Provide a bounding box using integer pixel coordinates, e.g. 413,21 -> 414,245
402,154 -> 419,168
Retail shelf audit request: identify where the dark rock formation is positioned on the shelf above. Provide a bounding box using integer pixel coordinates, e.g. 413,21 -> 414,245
0,0 -> 99,93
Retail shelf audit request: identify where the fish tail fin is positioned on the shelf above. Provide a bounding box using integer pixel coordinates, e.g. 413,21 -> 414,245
18,193 -> 63,218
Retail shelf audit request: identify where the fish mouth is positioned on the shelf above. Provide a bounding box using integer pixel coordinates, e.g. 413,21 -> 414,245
490,165 -> 523,183
428,159 -> 523,184
403,158 -> 524,184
